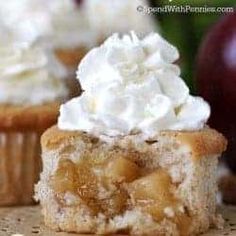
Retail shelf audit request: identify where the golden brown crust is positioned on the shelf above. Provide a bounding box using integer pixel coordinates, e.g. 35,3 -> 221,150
55,47 -> 88,68
174,129 -> 227,159
41,126 -> 227,158
41,125 -> 98,150
0,102 -> 61,132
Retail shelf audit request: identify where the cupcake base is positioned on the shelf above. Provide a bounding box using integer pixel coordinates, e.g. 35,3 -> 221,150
0,102 -> 61,206
36,126 -> 227,235
0,132 -> 41,205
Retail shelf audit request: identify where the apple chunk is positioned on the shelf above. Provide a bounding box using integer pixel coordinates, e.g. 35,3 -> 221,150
105,156 -> 140,183
129,169 -> 173,200
128,169 -> 177,221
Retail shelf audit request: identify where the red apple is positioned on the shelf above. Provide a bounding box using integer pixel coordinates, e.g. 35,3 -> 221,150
196,12 -> 236,172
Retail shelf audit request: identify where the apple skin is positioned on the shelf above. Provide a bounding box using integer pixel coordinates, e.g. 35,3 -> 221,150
196,12 -> 236,172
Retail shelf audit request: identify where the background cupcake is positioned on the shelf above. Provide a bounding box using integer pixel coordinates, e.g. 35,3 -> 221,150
0,0 -> 96,97
0,0 -> 158,97
0,0 -> 96,69
0,40 -> 68,206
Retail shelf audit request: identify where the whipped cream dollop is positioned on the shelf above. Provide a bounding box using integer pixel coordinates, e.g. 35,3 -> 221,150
0,43 -> 68,105
0,0 -> 97,49
84,0 -> 157,39
58,32 -> 210,137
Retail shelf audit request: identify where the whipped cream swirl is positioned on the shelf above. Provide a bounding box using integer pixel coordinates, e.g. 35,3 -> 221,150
0,43 -> 68,105
58,32 -> 210,137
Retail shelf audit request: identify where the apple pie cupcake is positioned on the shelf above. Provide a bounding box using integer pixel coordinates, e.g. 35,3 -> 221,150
0,0 -> 97,97
0,0 -> 158,92
0,0 -> 96,69
0,42 -> 68,206
36,32 -> 227,235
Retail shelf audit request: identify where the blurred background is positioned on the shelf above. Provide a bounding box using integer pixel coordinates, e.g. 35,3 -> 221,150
150,0 -> 235,92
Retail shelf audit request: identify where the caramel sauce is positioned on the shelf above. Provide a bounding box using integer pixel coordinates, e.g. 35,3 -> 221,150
51,158 -> 191,234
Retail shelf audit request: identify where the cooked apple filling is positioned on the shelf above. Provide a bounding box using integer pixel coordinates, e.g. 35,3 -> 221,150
50,156 -> 191,233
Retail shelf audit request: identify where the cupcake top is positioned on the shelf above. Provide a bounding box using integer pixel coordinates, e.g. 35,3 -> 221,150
59,32 -> 210,137
84,0 -> 157,39
0,42 -> 68,106
0,0 -> 97,49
